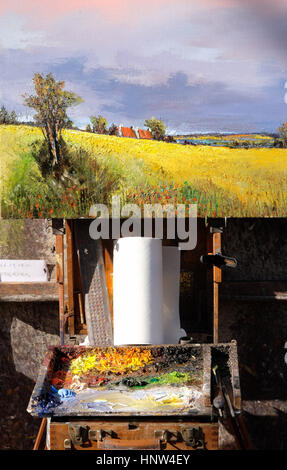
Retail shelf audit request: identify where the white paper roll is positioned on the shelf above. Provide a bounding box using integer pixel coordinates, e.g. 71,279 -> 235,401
162,246 -> 184,344
113,237 -> 164,345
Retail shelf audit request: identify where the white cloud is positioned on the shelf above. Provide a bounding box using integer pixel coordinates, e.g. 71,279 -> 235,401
0,13 -> 45,49
25,3 -> 286,94
1,2 -> 287,131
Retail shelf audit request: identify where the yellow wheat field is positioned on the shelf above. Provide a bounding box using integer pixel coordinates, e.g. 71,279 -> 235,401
1,125 -> 287,216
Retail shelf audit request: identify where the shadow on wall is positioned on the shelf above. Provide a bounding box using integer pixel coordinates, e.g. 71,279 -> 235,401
222,218 -> 287,282
219,300 -> 287,402
219,299 -> 287,450
243,408 -> 287,450
0,301 -> 59,450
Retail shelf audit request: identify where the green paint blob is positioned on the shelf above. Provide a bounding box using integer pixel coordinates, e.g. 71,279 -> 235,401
116,371 -> 193,389
153,371 -> 192,385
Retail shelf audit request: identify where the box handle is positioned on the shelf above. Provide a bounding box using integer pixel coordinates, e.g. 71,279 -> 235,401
98,438 -> 161,450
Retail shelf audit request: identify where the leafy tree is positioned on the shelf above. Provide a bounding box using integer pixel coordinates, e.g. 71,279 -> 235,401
144,117 -> 166,140
109,123 -> 119,136
86,123 -> 92,133
277,122 -> 287,148
9,110 -> 18,124
164,135 -> 176,143
90,115 -> 108,134
65,118 -> 74,129
0,105 -> 9,124
23,73 -> 82,169
0,106 -> 18,125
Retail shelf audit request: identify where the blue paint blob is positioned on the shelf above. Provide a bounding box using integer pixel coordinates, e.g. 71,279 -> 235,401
57,388 -> 76,399
33,388 -> 62,417
50,385 -> 75,399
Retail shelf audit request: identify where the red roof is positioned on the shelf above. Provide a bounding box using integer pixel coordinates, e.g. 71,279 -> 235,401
138,129 -> 153,139
121,127 -> 137,138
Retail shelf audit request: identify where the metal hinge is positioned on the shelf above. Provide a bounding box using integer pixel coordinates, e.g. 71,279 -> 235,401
88,429 -> 117,441
155,429 -> 181,444
182,427 -> 205,448
68,423 -> 90,446
155,427 -> 205,448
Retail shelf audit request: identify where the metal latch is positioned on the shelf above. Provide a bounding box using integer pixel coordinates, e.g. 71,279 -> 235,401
200,253 -> 237,269
88,429 -> 117,441
68,423 -> 90,446
155,429 -> 180,444
182,427 -> 205,448
63,438 -> 72,450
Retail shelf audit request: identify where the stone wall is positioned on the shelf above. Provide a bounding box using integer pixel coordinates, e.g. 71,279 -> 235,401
222,218 -> 287,281
0,219 -> 56,280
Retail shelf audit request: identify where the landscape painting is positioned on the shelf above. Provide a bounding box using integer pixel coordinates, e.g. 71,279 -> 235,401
1,0 -> 287,217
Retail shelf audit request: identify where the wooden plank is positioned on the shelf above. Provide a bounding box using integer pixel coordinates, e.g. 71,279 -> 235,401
0,282 -> 59,302
220,281 -> 287,301
70,223 -> 86,332
103,239 -> 114,332
206,227 -> 214,337
56,234 -> 65,345
66,220 -> 75,334
49,420 -> 219,450
33,418 -> 47,450
74,220 -> 113,346
213,232 -> 222,283
213,282 -> 219,343
213,231 -> 222,344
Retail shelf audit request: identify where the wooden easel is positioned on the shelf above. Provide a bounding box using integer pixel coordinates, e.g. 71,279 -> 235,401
33,218 -> 224,449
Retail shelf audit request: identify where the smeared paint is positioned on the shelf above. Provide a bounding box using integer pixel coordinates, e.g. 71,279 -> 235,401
51,371 -> 66,388
151,371 -> 193,385
30,345 -> 204,417
57,388 -> 76,399
34,388 -> 62,417
88,377 -> 109,387
70,347 -> 153,375
74,385 -> 198,414
114,371 -> 193,389
50,385 -> 75,399
47,346 -> 200,395
118,377 -> 149,388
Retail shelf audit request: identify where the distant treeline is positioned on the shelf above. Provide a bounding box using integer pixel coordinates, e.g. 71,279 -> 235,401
175,132 -> 279,138
1,99 -> 287,148
0,106 -> 18,125
173,132 -> 287,148
0,105 -> 81,130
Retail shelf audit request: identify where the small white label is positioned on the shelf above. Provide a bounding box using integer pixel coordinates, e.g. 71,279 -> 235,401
0,260 -> 48,282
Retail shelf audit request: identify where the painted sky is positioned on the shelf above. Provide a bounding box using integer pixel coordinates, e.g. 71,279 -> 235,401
1,0 -> 287,133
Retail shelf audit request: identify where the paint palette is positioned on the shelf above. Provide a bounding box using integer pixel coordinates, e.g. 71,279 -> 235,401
27,344 -> 239,418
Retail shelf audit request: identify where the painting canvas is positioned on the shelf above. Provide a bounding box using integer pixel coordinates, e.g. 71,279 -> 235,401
1,0 -> 287,217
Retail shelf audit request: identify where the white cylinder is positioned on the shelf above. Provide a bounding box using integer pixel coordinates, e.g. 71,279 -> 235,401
113,237 -> 164,345
162,246 -> 184,343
